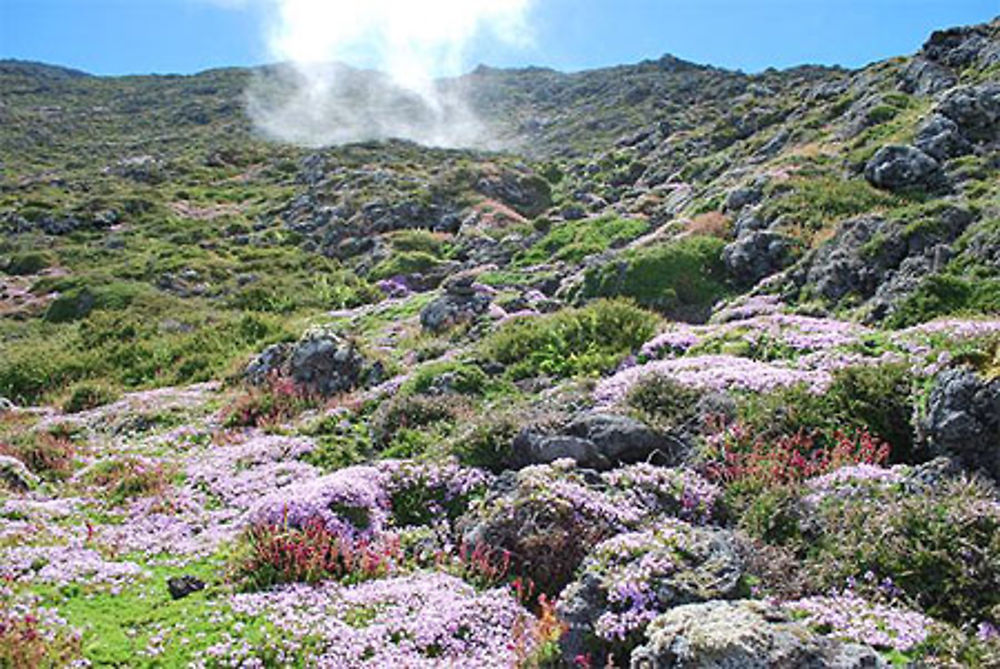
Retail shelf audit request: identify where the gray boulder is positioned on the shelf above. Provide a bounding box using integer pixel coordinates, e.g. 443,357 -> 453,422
630,600 -> 885,669
559,523 -> 744,663
863,145 -> 946,193
419,292 -> 491,334
936,84 -> 1000,145
723,231 -> 796,286
511,412 -> 682,470
0,455 -> 39,492
245,328 -> 365,397
288,329 -> 365,396
921,367 -> 1000,480
0,397 -> 14,413
914,114 -> 972,161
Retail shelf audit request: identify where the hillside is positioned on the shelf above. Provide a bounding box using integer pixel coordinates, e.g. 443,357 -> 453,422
1,17 -> 999,667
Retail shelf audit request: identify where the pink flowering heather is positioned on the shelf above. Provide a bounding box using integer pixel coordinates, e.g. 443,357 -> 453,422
197,571 -> 537,668
895,318 -> 1000,341
248,465 -> 391,541
0,545 -> 145,588
594,355 -> 832,406
785,593 -> 936,652
602,464 -> 721,525
710,294 -> 783,323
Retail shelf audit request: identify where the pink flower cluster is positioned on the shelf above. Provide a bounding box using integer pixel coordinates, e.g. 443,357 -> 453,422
594,355 -> 832,406
785,592 -> 935,651
197,571 -> 537,667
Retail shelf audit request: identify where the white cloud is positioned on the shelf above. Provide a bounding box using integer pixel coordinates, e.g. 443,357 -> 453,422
243,0 -> 535,147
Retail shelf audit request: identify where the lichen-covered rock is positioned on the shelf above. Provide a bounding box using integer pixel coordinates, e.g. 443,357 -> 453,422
788,206 -> 974,316
722,231 -> 796,286
0,455 -> 39,492
630,600 -> 886,669
245,328 -> 366,397
920,367 -> 1000,480
863,145 -> 946,193
558,521 -> 743,662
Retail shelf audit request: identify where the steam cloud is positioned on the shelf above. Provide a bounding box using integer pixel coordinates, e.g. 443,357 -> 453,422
243,0 -> 534,148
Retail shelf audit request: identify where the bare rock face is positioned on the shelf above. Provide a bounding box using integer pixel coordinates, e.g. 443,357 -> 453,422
722,231 -> 797,287
630,600 -> 885,669
921,367 -> 1000,481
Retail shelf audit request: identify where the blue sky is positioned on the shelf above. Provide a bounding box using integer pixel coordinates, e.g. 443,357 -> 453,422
1,0 -> 997,76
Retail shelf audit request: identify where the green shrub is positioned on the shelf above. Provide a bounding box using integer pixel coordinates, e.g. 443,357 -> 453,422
371,394 -> 466,450
4,251 -> 55,275
799,475 -> 1000,626
62,382 -> 119,414
406,361 -> 490,396
517,215 -> 649,265
624,372 -> 702,432
735,363 -> 917,461
369,251 -> 444,280
886,275 -> 1000,328
44,288 -> 96,323
760,176 -> 903,242
484,299 -> 658,379
446,409 -> 522,472
580,236 -> 728,319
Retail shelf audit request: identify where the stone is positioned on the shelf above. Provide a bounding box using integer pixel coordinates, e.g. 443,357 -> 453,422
559,523 -> 744,664
167,575 -> 206,600
630,600 -> 885,669
289,329 -> 365,397
0,455 -> 39,492
935,84 -> 1000,144
863,145 -> 946,193
898,57 -> 958,96
920,368 -> 1000,481
914,114 -> 972,161
511,412 -> 683,471
419,291 -> 492,334
475,171 -> 552,218
244,329 -> 365,397
565,412 -> 683,465
722,186 -> 762,213
0,397 -> 14,413
723,231 -> 796,286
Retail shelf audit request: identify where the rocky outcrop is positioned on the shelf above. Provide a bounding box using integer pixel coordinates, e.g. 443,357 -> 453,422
863,145 -> 947,193
630,600 -> 885,668
788,206 -> 975,318
935,84 -> 1000,146
419,270 -> 492,333
920,367 -> 1000,480
559,523 -> 743,663
723,231 -> 797,286
511,412 -> 682,470
245,328 -> 367,397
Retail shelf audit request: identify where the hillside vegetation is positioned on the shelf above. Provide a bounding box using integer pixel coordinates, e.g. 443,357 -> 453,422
1,18 -> 1000,668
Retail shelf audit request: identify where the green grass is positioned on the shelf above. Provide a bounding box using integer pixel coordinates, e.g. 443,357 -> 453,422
516,215 -> 649,265
580,235 -> 729,320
